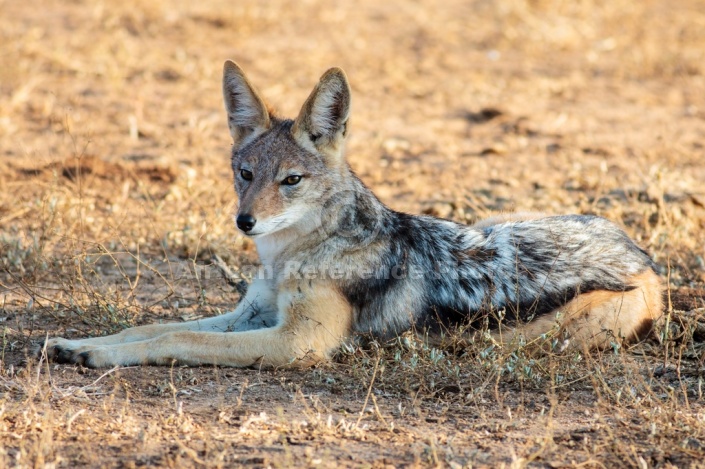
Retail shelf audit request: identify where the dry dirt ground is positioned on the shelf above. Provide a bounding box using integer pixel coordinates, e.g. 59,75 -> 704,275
1,0 -> 705,467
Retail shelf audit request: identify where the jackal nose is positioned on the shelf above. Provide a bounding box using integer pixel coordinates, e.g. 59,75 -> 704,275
236,214 -> 257,233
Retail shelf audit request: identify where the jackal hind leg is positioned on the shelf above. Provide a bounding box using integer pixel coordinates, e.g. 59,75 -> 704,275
491,270 -> 663,351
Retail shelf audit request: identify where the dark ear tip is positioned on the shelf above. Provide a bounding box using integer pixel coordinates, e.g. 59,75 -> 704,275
224,60 -> 243,76
321,67 -> 349,84
325,66 -> 345,75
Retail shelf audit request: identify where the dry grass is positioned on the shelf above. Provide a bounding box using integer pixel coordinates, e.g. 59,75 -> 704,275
1,0 -> 704,467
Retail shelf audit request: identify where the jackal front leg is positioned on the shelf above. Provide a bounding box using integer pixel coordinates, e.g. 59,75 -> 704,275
40,279 -> 278,363
45,282 -> 353,368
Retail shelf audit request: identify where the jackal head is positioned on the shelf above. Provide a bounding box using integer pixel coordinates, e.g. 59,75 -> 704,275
222,61 -> 352,238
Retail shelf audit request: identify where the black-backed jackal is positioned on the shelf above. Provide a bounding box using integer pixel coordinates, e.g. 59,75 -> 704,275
40,62 -> 663,368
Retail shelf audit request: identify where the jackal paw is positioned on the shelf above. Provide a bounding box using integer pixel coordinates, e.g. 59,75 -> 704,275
37,338 -> 108,368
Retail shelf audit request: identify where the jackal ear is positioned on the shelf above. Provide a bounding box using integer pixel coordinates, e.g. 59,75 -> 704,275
222,60 -> 271,148
292,68 -> 351,159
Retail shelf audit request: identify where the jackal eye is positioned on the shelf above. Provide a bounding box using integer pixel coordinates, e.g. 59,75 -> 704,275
240,169 -> 253,181
282,175 -> 302,186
